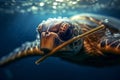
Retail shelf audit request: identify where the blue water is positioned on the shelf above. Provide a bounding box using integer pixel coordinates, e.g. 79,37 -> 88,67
0,11 -> 120,80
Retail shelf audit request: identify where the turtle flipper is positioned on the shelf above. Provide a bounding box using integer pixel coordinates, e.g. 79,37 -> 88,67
0,40 -> 43,66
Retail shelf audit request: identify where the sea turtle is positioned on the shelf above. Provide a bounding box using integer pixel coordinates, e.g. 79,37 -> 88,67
0,13 -> 120,67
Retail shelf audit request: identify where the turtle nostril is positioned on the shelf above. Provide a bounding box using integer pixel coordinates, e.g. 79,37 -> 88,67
45,32 -> 49,35
45,32 -> 50,36
40,48 -> 51,54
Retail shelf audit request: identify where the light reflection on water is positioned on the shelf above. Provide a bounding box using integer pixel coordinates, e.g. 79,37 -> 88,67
0,0 -> 120,15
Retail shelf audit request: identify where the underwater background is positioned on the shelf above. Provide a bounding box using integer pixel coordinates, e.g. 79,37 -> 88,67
0,0 -> 120,80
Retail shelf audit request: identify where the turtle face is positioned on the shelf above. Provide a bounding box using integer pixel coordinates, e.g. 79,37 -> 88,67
38,19 -> 83,54
37,19 -> 74,53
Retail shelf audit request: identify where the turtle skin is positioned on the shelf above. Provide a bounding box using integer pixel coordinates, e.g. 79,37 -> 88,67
0,13 -> 120,67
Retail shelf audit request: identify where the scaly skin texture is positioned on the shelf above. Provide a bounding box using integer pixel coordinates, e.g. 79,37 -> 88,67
70,14 -> 120,55
0,14 -> 120,67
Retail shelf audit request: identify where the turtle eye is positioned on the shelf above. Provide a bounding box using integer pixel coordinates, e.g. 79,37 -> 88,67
58,22 -> 73,41
59,23 -> 69,32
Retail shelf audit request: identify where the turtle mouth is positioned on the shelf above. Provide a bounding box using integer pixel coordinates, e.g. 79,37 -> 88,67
40,48 -> 51,53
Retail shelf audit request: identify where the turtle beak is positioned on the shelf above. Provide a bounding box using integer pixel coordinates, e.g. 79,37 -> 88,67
40,32 -> 61,53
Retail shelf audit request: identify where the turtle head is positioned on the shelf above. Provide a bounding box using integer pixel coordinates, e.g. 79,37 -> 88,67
37,18 -> 83,55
